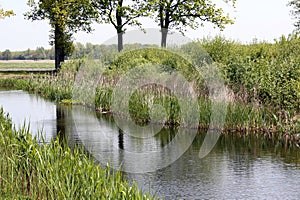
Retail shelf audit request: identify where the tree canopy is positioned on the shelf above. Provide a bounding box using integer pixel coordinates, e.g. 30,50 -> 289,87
25,0 -> 97,70
0,7 -> 15,19
147,0 -> 236,47
94,0 -> 150,51
289,0 -> 300,30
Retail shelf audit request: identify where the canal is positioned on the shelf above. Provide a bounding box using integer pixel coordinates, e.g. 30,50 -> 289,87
1,90 -> 300,199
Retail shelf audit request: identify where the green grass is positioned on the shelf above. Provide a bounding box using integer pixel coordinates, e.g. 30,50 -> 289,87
1,66 -> 299,146
1,38 -> 300,145
0,108 -> 156,199
0,61 -> 54,69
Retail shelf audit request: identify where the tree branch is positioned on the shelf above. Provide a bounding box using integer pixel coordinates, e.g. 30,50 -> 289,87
108,2 -> 117,29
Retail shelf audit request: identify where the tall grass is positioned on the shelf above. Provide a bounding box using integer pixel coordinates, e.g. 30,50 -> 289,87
0,108 -> 155,199
1,37 -> 300,142
197,34 -> 300,111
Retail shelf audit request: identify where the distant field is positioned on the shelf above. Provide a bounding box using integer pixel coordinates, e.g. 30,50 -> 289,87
0,60 -> 54,69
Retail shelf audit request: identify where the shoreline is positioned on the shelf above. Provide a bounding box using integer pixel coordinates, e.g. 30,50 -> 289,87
0,108 -> 156,199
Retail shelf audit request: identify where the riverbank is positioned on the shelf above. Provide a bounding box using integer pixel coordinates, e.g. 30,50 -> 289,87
1,91 -> 300,199
1,36 -> 300,147
0,68 -> 299,149
0,108 -> 155,199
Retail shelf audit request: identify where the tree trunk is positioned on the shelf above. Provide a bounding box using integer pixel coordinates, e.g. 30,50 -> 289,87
116,0 -> 123,52
161,28 -> 168,48
54,24 -> 65,71
55,46 -> 64,71
117,31 -> 123,52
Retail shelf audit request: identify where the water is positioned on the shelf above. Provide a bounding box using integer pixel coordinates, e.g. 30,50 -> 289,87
0,90 -> 56,142
1,90 -> 300,199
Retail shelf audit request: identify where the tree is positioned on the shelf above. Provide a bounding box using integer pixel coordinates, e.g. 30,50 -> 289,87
95,0 -> 149,51
289,0 -> 300,30
2,49 -> 12,60
0,6 -> 15,19
72,42 -> 86,59
25,48 -> 32,59
148,0 -> 236,47
34,47 -> 47,60
25,0 -> 97,70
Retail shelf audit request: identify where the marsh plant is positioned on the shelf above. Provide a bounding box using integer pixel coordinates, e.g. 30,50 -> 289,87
0,108 -> 155,199
1,36 -> 300,143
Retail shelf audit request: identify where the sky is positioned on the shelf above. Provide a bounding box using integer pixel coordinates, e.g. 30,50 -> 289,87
0,0 -> 296,51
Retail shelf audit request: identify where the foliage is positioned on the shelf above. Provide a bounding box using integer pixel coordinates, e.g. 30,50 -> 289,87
195,34 -> 300,111
0,7 -> 15,19
1,49 -> 12,60
94,0 -> 150,51
0,109 -> 155,199
0,47 -> 55,60
0,43 -> 158,61
2,34 -> 300,137
146,0 -> 236,47
288,0 -> 300,30
25,0 -> 97,69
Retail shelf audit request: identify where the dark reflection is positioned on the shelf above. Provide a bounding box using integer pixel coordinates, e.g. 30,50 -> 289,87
90,111 -> 300,168
126,132 -> 300,199
96,112 -> 115,125
55,104 -> 72,147
216,133 -> 300,167
3,90 -> 300,200
118,128 -> 124,150
155,126 -> 178,147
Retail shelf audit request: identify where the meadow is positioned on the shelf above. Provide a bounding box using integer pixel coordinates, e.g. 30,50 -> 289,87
0,60 -> 54,69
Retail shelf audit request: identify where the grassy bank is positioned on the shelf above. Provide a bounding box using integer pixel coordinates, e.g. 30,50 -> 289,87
0,108 -> 155,199
1,36 -> 300,146
0,60 -> 55,78
0,60 -> 54,69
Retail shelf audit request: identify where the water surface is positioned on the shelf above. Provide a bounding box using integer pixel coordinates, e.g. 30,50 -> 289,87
1,90 -> 300,199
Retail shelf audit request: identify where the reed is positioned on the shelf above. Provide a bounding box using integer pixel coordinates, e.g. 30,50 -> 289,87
0,108 -> 156,199
1,40 -> 300,145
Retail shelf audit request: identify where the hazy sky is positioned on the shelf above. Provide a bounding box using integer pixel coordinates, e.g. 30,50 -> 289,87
0,0 -> 296,51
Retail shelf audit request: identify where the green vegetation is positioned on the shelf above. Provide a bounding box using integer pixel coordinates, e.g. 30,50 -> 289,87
0,6 -> 14,19
146,0 -> 236,47
0,47 -> 52,60
95,0 -> 150,51
200,35 -> 300,111
1,1 -> 299,198
1,35 -> 300,197
289,0 -> 300,30
0,61 -> 54,69
22,0 -> 237,68
1,35 -> 300,145
26,0 -> 97,69
0,108 -> 155,199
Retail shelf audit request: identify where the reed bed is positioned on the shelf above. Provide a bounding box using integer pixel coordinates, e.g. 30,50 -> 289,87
1,38 -> 300,146
0,108 -> 155,199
